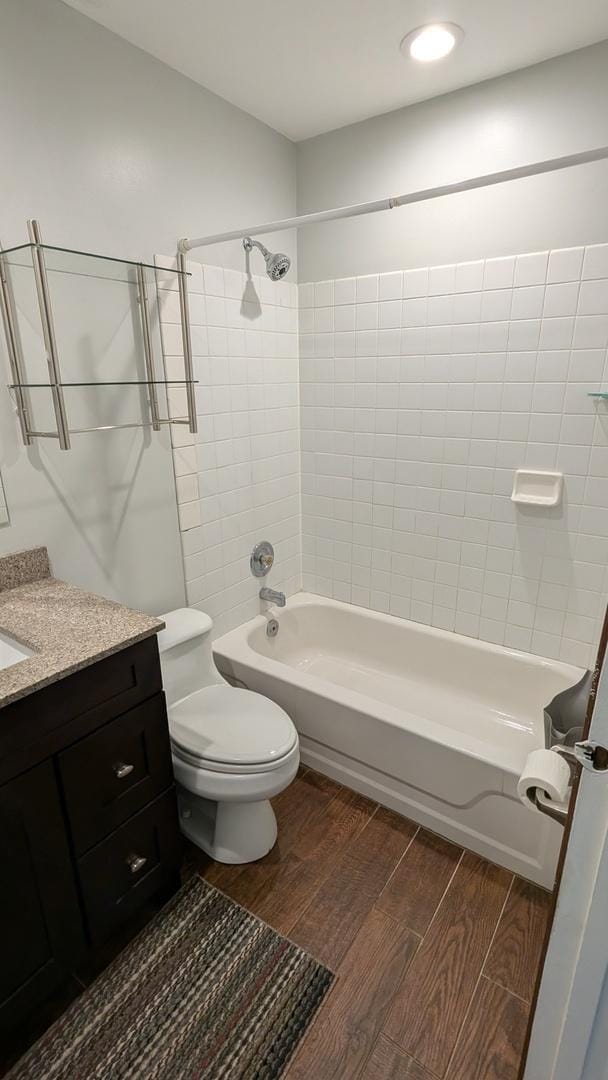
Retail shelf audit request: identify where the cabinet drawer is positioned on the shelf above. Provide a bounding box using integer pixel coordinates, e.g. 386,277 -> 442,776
77,790 -> 181,944
59,694 -> 173,854
0,637 -> 163,784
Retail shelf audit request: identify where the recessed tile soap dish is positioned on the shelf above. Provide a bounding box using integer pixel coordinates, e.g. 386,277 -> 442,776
511,470 -> 563,507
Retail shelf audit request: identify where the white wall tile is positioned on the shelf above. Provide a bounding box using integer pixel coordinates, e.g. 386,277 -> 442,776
314,280 -> 334,307
578,279 -> 608,316
544,282 -> 579,317
378,271 -> 402,300
299,282 -> 314,308
455,260 -> 484,293
203,265 -> 224,296
356,275 -> 379,303
539,317 -> 575,350
300,243 -> 608,668
512,286 -> 544,320
483,256 -> 515,290
573,315 -> 608,349
582,244 -> 608,280
514,251 -> 549,287
509,320 -> 541,351
160,259 -> 301,635
547,247 -> 584,284
403,267 -> 429,298
165,245 -> 608,664
379,300 -> 402,329
428,264 -> 456,295
333,277 -> 356,305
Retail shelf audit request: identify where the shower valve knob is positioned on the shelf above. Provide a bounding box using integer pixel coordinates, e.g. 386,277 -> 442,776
251,540 -> 275,578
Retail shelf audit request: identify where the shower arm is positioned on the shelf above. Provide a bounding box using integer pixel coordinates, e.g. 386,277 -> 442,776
178,144 -> 608,253
243,237 -> 269,258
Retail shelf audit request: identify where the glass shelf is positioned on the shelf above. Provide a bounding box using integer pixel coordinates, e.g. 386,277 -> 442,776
25,418 -> 192,437
588,393 -> 608,399
8,380 -> 197,388
0,243 -> 189,287
68,418 -> 191,434
0,219 -> 197,449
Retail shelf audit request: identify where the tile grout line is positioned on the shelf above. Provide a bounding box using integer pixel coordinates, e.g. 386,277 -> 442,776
479,872 -> 515,982
441,873 -> 515,1079
375,824 -> 420,903
282,790 -> 380,937
482,972 -> 532,1008
375,847 -> 470,1072
286,805 -> 428,1062
356,1028 -> 442,1080
287,798 -> 405,939
288,895 -> 425,1079
410,847 -> 465,941
351,925 -> 425,1080
356,1030 -> 442,1080
366,908 -> 424,939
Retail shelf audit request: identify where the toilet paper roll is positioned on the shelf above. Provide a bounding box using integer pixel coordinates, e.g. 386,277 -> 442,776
517,748 -> 571,811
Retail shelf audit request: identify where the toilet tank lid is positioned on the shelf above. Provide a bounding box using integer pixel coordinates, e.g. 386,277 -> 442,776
158,608 -> 213,653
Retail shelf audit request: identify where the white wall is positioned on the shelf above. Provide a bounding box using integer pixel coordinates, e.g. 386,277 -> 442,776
296,42 -> 608,282
0,0 -> 296,613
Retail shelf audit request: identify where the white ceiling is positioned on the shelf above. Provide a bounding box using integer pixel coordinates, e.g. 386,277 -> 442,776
62,0 -> 608,141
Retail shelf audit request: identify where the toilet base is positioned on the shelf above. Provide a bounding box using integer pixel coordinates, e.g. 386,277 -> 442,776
177,787 -> 278,863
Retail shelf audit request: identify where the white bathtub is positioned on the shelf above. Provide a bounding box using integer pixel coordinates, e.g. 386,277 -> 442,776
213,592 -> 584,887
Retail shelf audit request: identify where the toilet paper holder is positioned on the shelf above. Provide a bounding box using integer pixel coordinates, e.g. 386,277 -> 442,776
529,745 -> 578,825
532,787 -> 569,826
530,741 -> 608,825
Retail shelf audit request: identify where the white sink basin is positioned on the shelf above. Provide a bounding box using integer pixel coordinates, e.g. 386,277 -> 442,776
0,630 -> 33,670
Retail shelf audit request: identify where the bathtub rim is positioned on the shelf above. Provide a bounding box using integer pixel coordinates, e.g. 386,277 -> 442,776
213,590 -> 584,778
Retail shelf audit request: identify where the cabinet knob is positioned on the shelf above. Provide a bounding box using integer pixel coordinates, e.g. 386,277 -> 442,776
113,762 -> 134,779
126,853 -> 147,874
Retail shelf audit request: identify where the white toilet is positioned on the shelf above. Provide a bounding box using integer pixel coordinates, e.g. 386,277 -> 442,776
158,608 -> 299,864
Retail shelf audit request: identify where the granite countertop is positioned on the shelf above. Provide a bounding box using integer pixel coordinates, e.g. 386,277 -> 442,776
0,547 -> 163,709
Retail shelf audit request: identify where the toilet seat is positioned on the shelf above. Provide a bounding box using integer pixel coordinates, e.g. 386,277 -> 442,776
169,684 -> 297,773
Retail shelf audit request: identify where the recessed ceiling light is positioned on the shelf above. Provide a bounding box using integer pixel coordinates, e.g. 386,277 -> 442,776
400,22 -> 464,63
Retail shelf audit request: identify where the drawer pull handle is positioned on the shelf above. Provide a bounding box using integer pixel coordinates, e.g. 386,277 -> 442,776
126,853 -> 147,874
113,762 -> 134,779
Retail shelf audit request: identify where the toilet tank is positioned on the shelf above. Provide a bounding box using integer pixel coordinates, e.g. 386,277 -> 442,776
158,608 -> 226,706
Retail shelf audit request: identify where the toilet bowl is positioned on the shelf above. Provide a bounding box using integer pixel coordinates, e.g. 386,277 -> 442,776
158,608 -> 299,863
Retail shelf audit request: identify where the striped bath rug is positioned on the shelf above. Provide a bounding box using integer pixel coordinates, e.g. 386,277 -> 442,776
9,876 -> 333,1079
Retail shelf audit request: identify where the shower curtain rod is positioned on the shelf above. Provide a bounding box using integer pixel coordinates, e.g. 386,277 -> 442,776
178,144 -> 608,253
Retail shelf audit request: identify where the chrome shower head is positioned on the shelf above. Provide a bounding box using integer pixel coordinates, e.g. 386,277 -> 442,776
243,236 -> 291,281
265,250 -> 291,281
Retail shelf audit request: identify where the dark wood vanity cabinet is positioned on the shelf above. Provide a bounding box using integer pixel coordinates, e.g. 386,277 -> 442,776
0,636 -> 181,1033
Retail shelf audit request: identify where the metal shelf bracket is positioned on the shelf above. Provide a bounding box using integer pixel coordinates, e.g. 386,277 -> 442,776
0,219 -> 198,448
27,220 -> 71,449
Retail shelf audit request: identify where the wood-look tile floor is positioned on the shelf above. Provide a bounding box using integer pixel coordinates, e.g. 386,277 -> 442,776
192,767 -> 553,1080
2,767 -> 552,1080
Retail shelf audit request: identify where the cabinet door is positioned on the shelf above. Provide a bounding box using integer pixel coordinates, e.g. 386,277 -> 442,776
0,761 -> 85,1031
